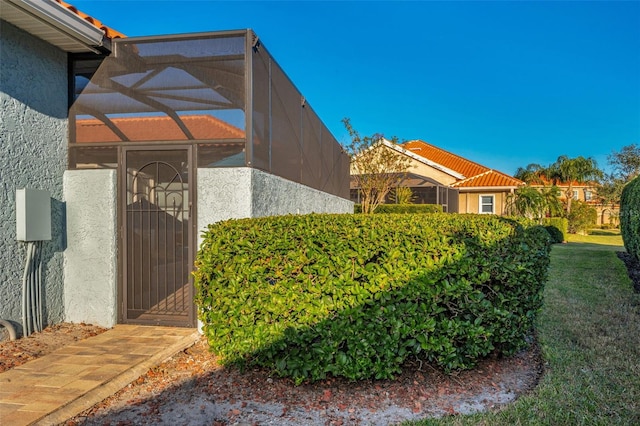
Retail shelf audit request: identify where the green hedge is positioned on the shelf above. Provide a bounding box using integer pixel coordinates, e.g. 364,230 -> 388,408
354,204 -> 443,214
542,217 -> 568,243
194,214 -> 551,383
621,176 -> 640,260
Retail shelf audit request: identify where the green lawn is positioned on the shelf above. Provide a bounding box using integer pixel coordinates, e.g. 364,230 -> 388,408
565,229 -> 625,249
407,231 -> 640,425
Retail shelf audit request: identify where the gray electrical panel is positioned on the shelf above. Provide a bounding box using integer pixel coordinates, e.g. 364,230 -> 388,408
16,188 -> 51,242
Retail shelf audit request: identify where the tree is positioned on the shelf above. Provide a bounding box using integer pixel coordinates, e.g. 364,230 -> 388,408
547,155 -> 603,214
512,163 -> 563,219
597,144 -> 640,209
505,186 -> 546,220
596,173 -> 625,209
608,143 -> 640,182
505,184 -> 563,221
343,118 -> 412,214
567,200 -> 597,234
514,163 -> 546,185
540,185 -> 563,217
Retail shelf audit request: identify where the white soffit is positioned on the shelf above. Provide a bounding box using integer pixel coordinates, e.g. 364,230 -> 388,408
0,0 -> 106,53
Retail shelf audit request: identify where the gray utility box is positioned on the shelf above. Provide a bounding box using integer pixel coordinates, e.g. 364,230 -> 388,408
16,188 -> 51,242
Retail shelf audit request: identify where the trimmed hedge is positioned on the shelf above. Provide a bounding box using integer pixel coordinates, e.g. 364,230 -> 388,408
621,176 -> 640,260
354,204 -> 443,214
194,214 -> 551,383
542,217 -> 568,243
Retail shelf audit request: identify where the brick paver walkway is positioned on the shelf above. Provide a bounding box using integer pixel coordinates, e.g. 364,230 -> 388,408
0,325 -> 198,425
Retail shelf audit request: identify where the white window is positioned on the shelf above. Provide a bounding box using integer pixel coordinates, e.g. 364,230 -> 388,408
585,190 -> 592,201
573,190 -> 579,200
479,195 -> 495,214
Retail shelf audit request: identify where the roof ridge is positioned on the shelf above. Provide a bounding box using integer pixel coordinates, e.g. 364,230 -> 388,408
451,169 -> 493,187
451,169 -> 523,188
491,168 -> 525,183
403,140 -> 491,174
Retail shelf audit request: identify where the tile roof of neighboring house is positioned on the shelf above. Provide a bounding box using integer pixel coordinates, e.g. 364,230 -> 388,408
75,115 -> 245,143
54,0 -> 125,39
401,140 -> 523,188
450,169 -> 523,188
533,177 -> 592,188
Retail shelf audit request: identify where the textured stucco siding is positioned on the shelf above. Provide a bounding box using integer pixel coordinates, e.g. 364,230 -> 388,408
251,169 -> 353,217
459,191 -> 509,215
197,168 -> 253,243
63,170 -> 118,328
197,167 -> 353,242
0,21 -> 68,333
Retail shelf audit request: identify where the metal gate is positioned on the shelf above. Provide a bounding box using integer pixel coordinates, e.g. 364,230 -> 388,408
121,147 -> 194,327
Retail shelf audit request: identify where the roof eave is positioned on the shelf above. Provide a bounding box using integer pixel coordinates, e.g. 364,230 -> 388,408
0,0 -> 108,53
455,186 -> 522,191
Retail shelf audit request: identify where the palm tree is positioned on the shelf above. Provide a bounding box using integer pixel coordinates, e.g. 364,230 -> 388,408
540,185 -> 563,217
547,155 -> 603,214
505,186 -> 546,220
514,163 -> 546,185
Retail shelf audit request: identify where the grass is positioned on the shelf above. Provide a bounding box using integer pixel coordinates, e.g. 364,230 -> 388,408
565,228 -> 624,249
407,231 -> 640,425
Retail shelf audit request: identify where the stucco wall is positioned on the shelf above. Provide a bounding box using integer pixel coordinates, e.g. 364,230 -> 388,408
63,170 -> 118,328
0,21 -> 68,334
197,167 -> 353,242
458,191 -> 509,215
197,168 -> 253,236
408,161 -> 459,186
251,169 -> 353,217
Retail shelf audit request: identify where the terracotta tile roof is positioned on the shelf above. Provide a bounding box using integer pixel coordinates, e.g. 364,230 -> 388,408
534,177 -> 591,187
451,169 -> 523,188
54,0 -> 126,40
76,115 -> 245,143
401,140 -> 522,188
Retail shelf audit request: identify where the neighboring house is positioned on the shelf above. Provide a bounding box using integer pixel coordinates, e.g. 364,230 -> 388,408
350,139 -> 523,214
1,0 -> 352,334
530,180 -> 619,226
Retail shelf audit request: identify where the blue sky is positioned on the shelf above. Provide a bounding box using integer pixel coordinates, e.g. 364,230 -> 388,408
73,0 -> 639,176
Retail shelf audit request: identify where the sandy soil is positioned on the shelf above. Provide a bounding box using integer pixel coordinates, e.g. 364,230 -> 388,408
62,337 -> 542,426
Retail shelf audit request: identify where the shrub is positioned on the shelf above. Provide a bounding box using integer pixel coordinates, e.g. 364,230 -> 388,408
542,217 -> 568,243
567,201 -> 597,234
544,226 -> 564,244
621,176 -> 640,260
354,204 -> 443,214
194,214 -> 551,383
389,186 -> 416,205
